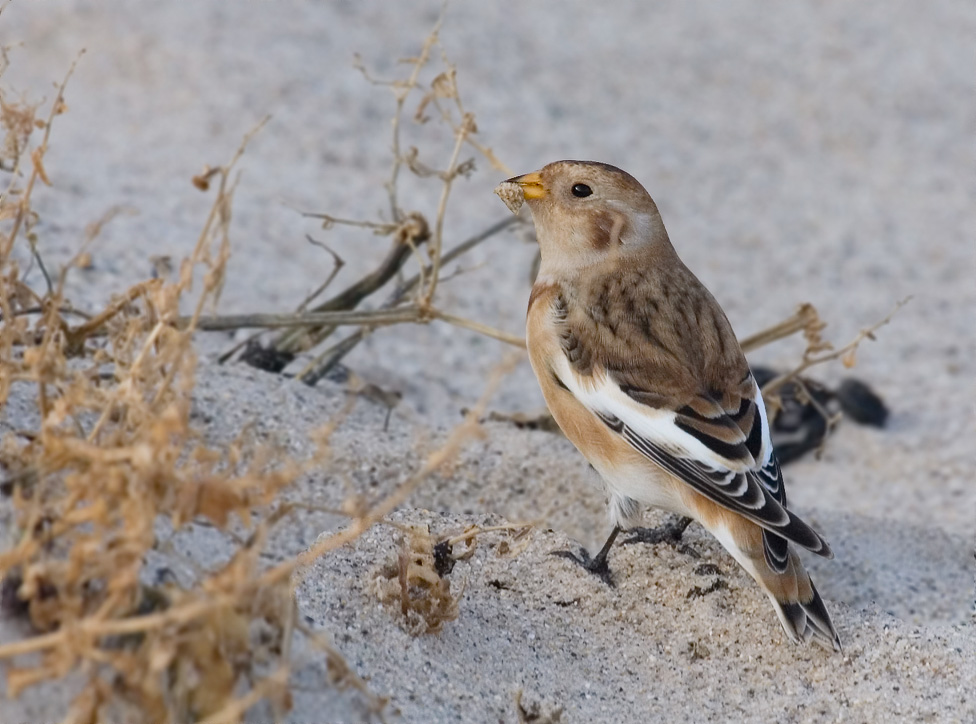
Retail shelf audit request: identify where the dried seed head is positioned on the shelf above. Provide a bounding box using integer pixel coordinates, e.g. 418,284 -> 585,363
493,181 -> 525,215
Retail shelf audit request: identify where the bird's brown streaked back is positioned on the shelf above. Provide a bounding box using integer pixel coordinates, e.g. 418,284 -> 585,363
555,246 -> 750,409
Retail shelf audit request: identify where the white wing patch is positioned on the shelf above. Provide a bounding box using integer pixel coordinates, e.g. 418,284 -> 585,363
753,382 -> 775,468
550,353 -> 754,472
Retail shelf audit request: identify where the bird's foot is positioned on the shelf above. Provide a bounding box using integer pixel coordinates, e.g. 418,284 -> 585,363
551,547 -> 615,587
622,516 -> 697,557
551,526 -> 621,586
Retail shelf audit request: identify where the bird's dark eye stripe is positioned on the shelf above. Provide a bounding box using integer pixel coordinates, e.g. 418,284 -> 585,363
571,183 -> 592,198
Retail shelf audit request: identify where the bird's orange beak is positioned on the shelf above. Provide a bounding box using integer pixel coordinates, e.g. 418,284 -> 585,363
506,171 -> 547,200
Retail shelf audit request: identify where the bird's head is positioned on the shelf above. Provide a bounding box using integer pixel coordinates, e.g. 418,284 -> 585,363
500,160 -> 670,278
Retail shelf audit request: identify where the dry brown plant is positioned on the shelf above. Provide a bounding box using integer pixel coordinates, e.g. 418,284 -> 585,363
369,518 -> 539,635
0,63 -> 309,716
0,19 -> 512,720
372,524 -> 460,636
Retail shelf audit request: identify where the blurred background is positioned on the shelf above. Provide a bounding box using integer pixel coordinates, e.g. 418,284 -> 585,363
3,1 -> 973,536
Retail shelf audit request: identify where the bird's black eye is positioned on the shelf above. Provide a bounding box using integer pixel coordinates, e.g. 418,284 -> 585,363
571,183 -> 592,198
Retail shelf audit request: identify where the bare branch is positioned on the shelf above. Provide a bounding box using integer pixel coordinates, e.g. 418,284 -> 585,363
293,216 -> 519,382
189,307 -> 424,331
422,112 -> 476,305
384,2 -> 447,221
431,308 -> 524,348
740,303 -> 822,354
0,50 -> 84,265
296,235 -> 345,312
761,297 -> 910,398
301,211 -> 397,234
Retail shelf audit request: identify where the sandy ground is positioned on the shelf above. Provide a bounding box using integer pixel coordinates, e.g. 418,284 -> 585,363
1,1 -> 974,722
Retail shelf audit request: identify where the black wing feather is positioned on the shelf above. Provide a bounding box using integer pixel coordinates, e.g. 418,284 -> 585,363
755,453 -> 792,572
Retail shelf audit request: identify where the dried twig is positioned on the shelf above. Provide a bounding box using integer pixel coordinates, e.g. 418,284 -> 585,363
297,235 -> 346,312
194,307 -> 424,330
270,212 -> 429,355
431,308 -> 524,347
223,8 -> 516,382
387,3 -> 446,221
0,13 -> 526,721
760,297 -> 909,398
216,234 -> 345,364
294,217 -> 520,383
216,215 -> 518,381
188,303 -> 526,347
0,50 -> 83,264
739,303 -> 821,355
421,112 -> 475,306
0,356 -> 516,662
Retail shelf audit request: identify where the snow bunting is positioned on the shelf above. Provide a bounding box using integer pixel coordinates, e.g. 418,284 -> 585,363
495,160 -> 841,651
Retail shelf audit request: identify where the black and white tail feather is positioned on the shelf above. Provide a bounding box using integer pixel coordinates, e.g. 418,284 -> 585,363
773,574 -> 842,651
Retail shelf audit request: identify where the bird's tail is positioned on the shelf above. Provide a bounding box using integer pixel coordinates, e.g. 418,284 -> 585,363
763,548 -> 841,652
703,509 -> 841,651
698,501 -> 841,651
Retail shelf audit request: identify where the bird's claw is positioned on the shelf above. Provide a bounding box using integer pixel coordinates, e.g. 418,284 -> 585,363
551,547 -> 615,587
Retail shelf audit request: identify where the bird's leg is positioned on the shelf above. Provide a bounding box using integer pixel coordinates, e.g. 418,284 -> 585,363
551,526 -> 621,587
622,515 -> 695,555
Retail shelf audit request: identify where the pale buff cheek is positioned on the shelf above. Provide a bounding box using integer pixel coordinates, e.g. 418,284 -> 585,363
535,210 -> 622,277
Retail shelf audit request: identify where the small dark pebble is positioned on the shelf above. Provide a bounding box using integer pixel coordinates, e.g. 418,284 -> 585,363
0,573 -> 29,618
433,539 -> 455,577
694,563 -> 723,576
240,341 -> 295,374
686,579 -> 728,599
837,378 -> 889,427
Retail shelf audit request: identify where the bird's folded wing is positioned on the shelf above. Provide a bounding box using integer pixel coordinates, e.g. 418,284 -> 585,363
551,355 -> 832,560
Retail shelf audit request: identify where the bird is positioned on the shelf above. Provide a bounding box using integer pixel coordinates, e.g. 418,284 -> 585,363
494,160 -> 841,651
